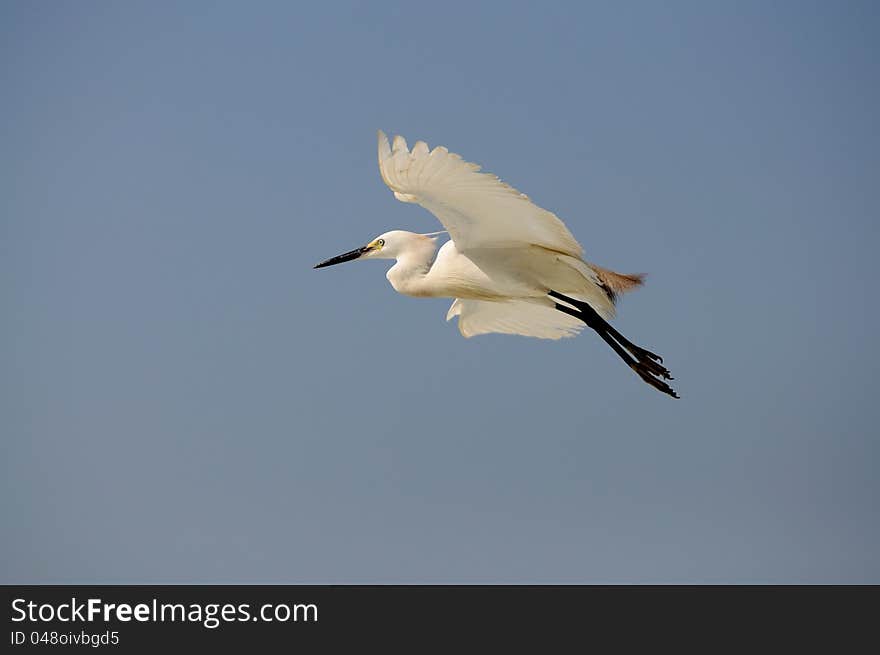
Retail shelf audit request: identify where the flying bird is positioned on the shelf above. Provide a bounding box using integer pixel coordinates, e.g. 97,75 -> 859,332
315,131 -> 678,398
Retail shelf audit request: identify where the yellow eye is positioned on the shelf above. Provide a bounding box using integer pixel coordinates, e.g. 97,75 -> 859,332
376,238 -> 385,247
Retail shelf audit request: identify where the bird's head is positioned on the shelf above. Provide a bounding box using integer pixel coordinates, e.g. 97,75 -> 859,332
313,230 -> 438,268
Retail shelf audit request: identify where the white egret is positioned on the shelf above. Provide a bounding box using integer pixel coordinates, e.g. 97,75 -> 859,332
315,131 -> 678,398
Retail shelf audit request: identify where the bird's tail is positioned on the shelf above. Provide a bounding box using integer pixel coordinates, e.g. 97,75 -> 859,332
589,264 -> 645,304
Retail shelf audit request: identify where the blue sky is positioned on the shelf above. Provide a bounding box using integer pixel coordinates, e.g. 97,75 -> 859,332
2,1 -> 878,582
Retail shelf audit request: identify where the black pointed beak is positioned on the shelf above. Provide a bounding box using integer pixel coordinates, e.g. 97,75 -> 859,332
313,245 -> 370,269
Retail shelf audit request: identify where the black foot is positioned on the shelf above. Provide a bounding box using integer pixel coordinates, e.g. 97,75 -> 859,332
631,362 -> 680,399
549,290 -> 679,398
631,344 -> 663,364
631,347 -> 673,380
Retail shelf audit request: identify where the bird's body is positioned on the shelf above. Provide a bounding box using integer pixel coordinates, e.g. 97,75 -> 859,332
315,131 -> 678,397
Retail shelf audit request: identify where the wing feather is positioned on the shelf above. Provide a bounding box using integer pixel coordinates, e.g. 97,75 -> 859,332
446,298 -> 585,340
378,131 -> 583,256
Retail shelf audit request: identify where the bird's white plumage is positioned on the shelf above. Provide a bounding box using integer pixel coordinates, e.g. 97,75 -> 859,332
372,131 -> 624,336
446,298 -> 585,340
377,131 -> 584,257
314,131 -> 676,397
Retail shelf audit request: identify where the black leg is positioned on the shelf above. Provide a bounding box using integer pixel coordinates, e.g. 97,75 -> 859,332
551,292 -> 679,399
549,291 -> 672,379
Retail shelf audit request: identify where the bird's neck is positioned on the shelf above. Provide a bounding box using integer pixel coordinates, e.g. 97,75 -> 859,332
385,241 -> 438,297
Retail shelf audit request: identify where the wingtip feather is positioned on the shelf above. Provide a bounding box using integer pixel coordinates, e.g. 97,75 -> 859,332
392,134 -> 408,153
377,130 -> 391,159
412,140 -> 429,157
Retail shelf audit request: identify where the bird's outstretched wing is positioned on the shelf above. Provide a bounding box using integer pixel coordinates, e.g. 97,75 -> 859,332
446,298 -> 585,340
377,131 -> 584,257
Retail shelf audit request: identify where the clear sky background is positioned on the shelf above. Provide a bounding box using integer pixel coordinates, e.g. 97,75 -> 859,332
3,1 -> 878,583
